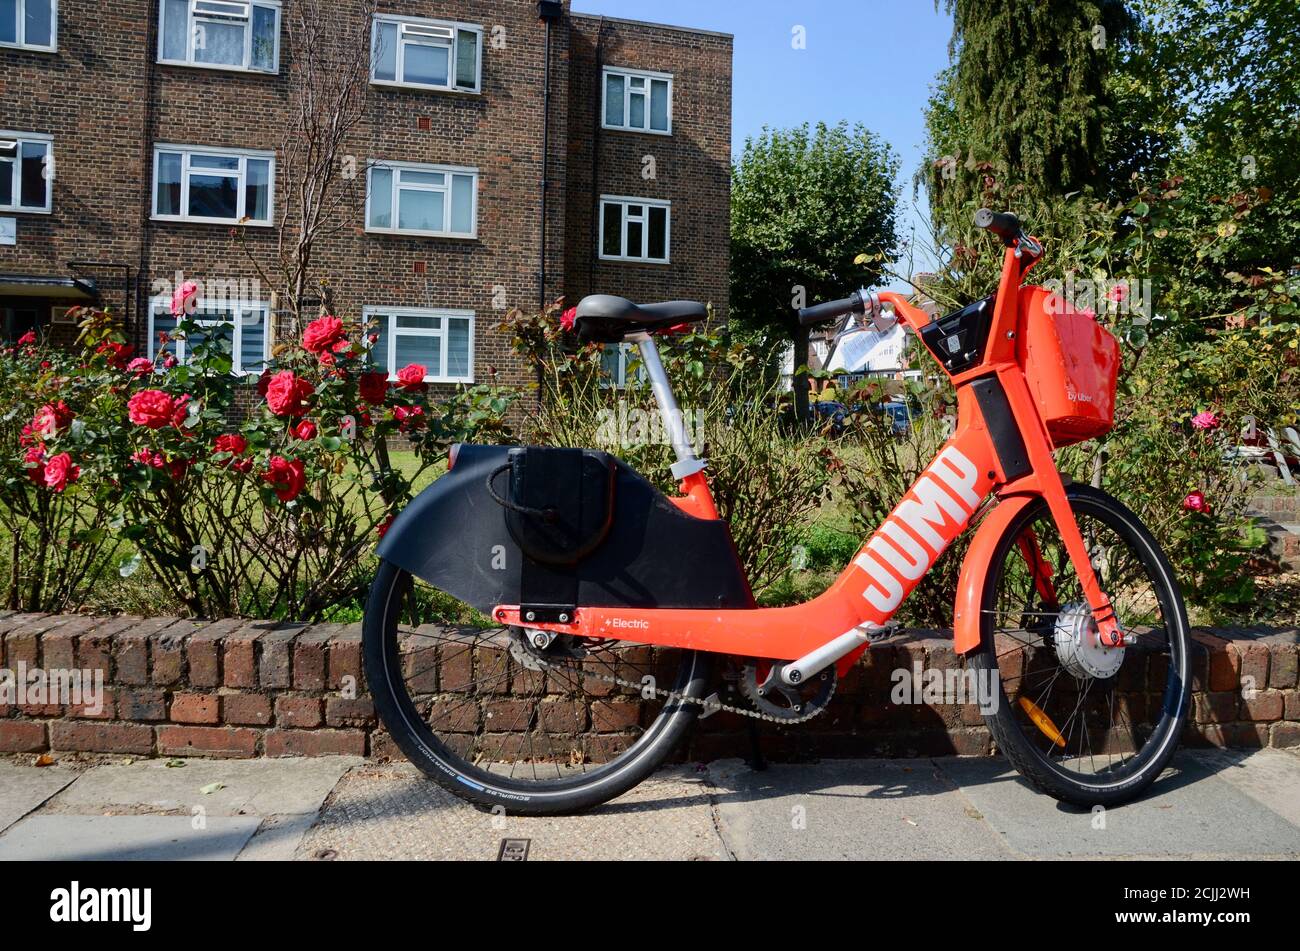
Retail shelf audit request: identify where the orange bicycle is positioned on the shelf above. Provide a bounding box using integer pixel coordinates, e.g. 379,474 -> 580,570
364,209 -> 1192,814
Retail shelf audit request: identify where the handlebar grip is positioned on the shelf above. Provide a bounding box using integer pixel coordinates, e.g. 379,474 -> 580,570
974,208 -> 1023,245
797,293 -> 864,327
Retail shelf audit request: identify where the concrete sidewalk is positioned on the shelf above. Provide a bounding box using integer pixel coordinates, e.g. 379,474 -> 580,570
1,749 -> 1298,860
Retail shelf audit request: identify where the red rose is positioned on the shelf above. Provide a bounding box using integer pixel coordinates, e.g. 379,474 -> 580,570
292,420 -> 317,441
162,353 -> 179,369
171,394 -> 193,429
133,449 -> 167,469
231,457 -> 254,473
560,306 -> 578,332
395,364 -> 427,390
17,330 -> 37,346
377,513 -> 395,538
171,280 -> 199,317
264,371 -> 314,418
256,368 -> 274,397
1182,490 -> 1211,514
167,458 -> 191,481
318,351 -> 336,367
126,357 -> 155,377
263,455 -> 307,502
42,452 -> 80,492
96,341 -> 135,370
213,433 -> 248,458
127,390 -> 176,429
302,315 -> 345,355
23,446 -> 45,484
393,404 -> 425,433
359,371 -> 389,405
32,401 -> 73,439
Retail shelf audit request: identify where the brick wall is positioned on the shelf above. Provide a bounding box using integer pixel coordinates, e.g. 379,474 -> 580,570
2,611 -> 1296,760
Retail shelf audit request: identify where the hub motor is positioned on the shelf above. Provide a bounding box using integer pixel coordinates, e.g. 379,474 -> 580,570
1052,602 -> 1124,679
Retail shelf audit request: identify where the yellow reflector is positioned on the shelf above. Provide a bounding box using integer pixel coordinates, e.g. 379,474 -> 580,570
1017,696 -> 1067,748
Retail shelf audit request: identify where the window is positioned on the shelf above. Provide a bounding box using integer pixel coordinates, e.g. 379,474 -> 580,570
371,14 -> 481,93
0,132 -> 53,213
366,161 -> 477,238
153,145 -> 274,225
602,67 -> 671,134
599,196 -> 670,263
159,0 -> 279,72
148,298 -> 270,376
363,307 -> 474,383
0,0 -> 56,51
600,342 -> 646,388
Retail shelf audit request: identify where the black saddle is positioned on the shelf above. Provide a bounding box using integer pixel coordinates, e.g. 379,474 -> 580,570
574,295 -> 707,343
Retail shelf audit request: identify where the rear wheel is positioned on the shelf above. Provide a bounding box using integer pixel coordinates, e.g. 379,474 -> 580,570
363,560 -> 711,815
967,485 -> 1191,807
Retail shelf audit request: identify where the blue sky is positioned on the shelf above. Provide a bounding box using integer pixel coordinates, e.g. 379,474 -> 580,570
571,0 -> 956,283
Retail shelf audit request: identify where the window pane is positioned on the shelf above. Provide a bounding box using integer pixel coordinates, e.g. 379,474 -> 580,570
0,159 -> 13,206
19,142 -> 48,208
0,0 -> 16,45
450,174 -> 474,234
604,74 -> 624,126
194,19 -> 246,67
365,315 -> 389,371
152,311 -> 179,358
240,311 -> 267,372
600,345 -> 623,384
629,91 -> 645,130
395,334 -> 441,378
650,80 -> 669,131
156,152 -> 182,215
24,0 -> 52,46
626,218 -> 643,258
455,29 -> 477,88
400,170 -> 444,186
648,206 -> 667,259
368,167 -> 393,228
251,5 -> 276,70
189,173 -> 239,219
398,188 -> 444,232
191,153 -> 240,170
601,203 -> 622,256
447,318 -> 470,377
373,22 -> 397,81
161,0 -> 187,60
403,41 -> 449,86
395,314 -> 441,331
244,159 -> 270,222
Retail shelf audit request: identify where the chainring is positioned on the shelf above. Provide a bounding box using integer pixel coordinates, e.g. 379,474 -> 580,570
737,659 -> 836,723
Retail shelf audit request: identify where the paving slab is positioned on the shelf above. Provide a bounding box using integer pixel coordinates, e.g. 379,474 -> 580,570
296,762 -> 726,860
1193,748 -> 1300,828
706,758 -> 1014,860
934,751 -> 1300,859
56,756 -> 363,817
0,815 -> 261,861
0,762 -> 80,833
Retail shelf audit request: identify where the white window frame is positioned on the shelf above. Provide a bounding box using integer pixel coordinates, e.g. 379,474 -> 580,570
370,13 -> 482,94
157,0 -> 281,73
362,306 -> 475,384
151,144 -> 275,226
147,296 -> 272,377
601,66 -> 673,135
0,0 -> 57,52
51,305 -> 76,325
600,342 -> 647,389
0,131 -> 53,214
598,195 -> 671,264
365,160 -> 478,239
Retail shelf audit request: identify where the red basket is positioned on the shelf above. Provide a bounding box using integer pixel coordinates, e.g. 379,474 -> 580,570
1018,287 -> 1120,447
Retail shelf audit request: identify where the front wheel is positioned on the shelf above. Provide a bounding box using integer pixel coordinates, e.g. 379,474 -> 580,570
363,560 -> 712,815
967,485 -> 1191,807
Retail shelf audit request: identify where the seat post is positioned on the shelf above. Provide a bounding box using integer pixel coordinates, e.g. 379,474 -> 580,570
627,332 -> 706,479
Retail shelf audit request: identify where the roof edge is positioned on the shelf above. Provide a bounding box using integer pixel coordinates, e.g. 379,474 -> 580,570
570,11 -> 733,41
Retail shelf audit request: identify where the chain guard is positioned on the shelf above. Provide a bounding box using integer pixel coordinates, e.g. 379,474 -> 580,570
737,659 -> 836,723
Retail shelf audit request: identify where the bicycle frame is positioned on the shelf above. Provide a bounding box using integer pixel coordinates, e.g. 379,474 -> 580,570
493,241 -> 1123,674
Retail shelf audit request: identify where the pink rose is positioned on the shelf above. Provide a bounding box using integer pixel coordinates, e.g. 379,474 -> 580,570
560,306 -> 577,332
133,449 -> 167,469
128,389 -> 178,429
263,455 -> 307,502
23,446 -> 45,485
264,371 -> 314,418
1191,411 -> 1219,431
126,357 -> 155,377
302,315 -> 345,356
42,452 -> 80,492
1182,490 -> 1211,514
395,364 -> 427,390
393,404 -> 425,433
171,280 -> 200,317
17,330 -> 37,346
32,401 -> 73,439
1106,283 -> 1129,303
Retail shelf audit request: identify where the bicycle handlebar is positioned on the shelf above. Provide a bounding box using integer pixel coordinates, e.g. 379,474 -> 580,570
975,207 -> 1043,258
797,290 -> 870,327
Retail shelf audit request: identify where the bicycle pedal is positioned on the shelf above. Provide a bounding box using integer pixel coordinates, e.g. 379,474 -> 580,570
865,621 -> 903,643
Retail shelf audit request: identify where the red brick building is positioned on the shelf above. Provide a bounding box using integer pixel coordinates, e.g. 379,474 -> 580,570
1,0 -> 732,395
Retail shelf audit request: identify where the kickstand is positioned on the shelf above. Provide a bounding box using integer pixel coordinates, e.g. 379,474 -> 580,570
746,717 -> 767,772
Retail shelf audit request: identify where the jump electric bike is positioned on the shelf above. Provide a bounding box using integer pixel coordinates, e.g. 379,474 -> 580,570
364,209 -> 1192,815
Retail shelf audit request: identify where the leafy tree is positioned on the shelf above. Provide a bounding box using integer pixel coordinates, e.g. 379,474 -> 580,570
730,122 -> 899,420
